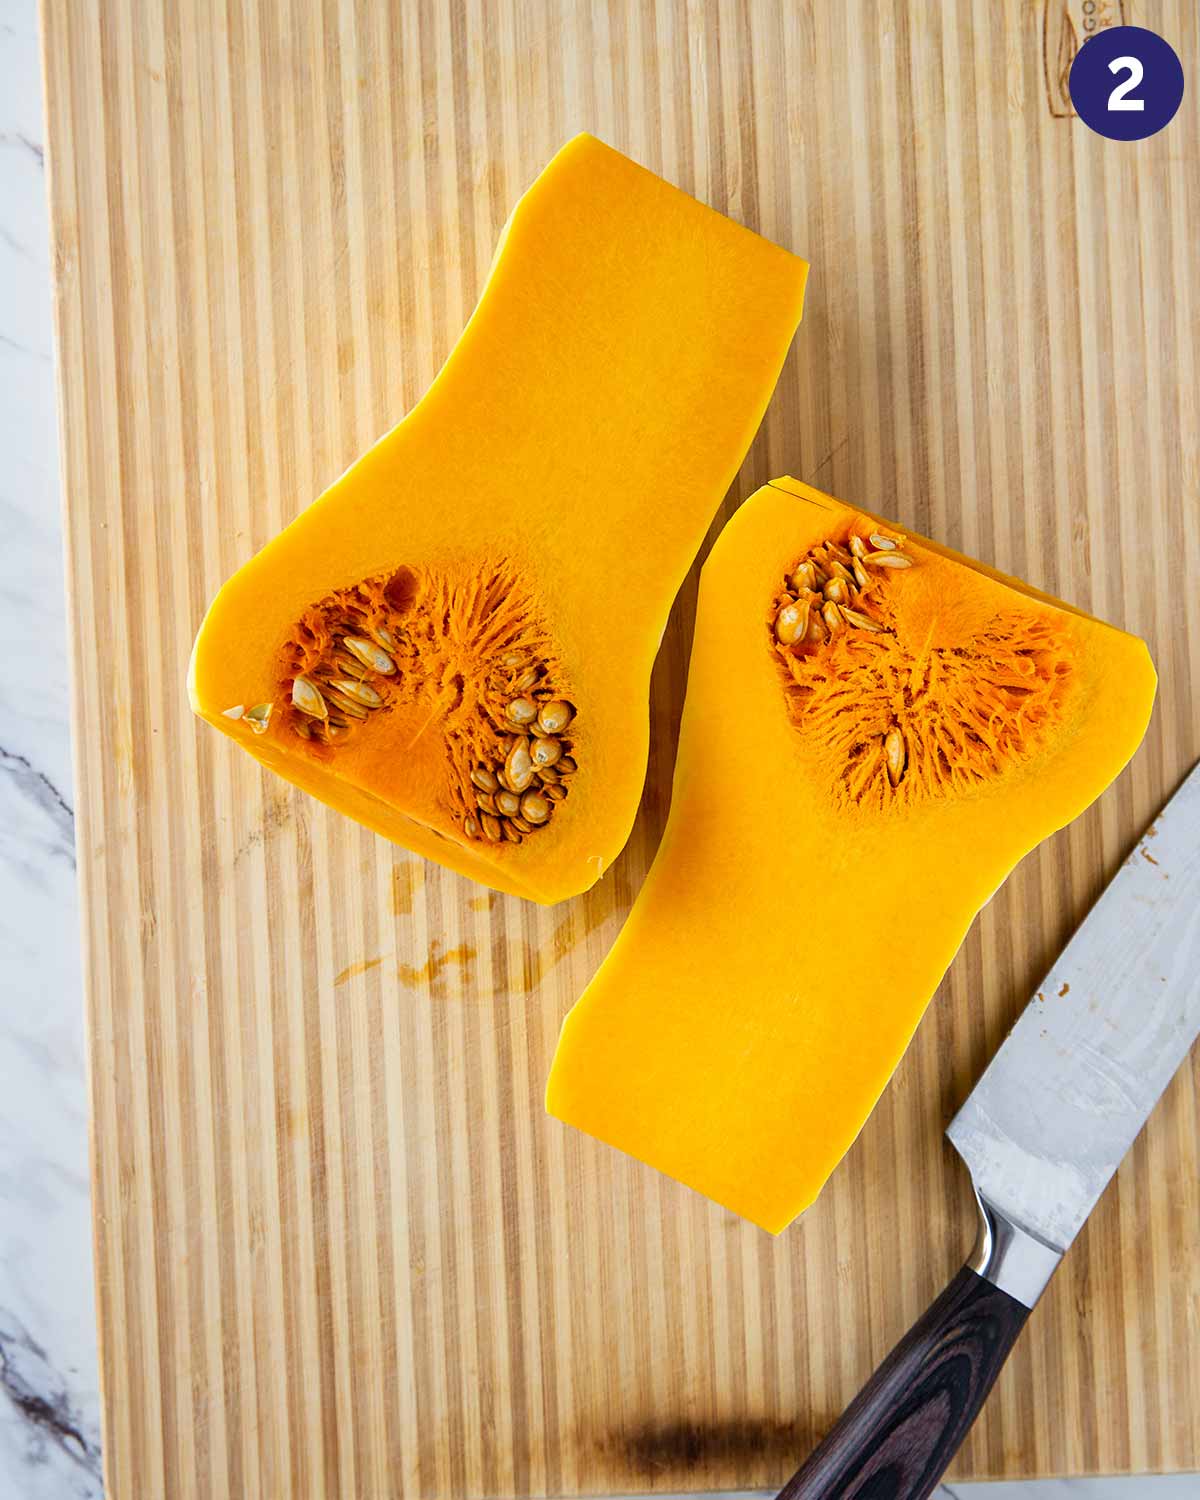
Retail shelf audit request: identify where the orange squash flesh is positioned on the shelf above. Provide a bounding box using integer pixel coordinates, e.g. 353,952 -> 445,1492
189,136 -> 808,904
546,477 -> 1157,1232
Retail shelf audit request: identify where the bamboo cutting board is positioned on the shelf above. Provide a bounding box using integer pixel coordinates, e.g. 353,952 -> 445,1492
42,2 -> 1200,1495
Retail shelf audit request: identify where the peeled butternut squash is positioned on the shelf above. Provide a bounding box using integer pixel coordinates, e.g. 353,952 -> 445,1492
189,135 -> 808,903
547,477 -> 1156,1231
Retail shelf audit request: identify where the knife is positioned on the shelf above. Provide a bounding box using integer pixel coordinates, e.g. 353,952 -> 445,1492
775,760 -> 1200,1500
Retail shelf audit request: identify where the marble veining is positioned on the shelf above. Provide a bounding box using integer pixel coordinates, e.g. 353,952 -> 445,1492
0,4 -> 99,1498
0,1311 -> 100,1485
0,2 -> 1194,1496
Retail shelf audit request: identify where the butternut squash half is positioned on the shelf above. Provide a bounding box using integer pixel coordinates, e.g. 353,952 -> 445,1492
189,136 -> 808,903
547,477 -> 1156,1231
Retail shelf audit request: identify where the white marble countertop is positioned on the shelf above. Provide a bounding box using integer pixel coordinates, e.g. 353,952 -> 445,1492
1,3 -> 1196,1498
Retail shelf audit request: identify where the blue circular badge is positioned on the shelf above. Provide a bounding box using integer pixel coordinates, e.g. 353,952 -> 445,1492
1068,26 -> 1184,141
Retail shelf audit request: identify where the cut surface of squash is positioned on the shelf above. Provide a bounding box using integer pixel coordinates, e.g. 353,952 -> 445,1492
546,477 -> 1156,1231
188,135 -> 808,903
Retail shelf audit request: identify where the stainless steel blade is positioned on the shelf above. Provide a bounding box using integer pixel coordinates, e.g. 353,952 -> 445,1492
947,761 -> 1200,1255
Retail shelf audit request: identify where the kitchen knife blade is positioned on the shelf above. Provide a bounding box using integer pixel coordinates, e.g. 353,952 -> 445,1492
947,757 -> 1200,1269
776,760 -> 1200,1500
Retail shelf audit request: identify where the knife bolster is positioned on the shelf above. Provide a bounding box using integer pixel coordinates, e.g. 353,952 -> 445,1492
968,1185 -> 1063,1309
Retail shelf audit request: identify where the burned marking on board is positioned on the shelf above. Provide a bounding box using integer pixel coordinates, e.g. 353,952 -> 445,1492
1042,0 -> 1127,117
596,1417 -> 816,1480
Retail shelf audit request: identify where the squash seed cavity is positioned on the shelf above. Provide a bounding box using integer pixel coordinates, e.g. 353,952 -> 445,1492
770,525 -> 1074,809
265,562 -> 578,849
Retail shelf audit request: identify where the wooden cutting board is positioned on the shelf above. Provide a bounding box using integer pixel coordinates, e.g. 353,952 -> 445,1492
42,2 -> 1200,1495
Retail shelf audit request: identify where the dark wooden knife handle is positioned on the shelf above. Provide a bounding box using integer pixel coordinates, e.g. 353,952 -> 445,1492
775,1266 -> 1029,1500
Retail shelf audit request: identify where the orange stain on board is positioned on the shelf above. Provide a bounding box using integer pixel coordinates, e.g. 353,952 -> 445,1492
1058,982 -> 1070,997
391,860 -> 425,916
334,955 -> 384,987
398,938 -> 477,998
498,882 -> 617,998
513,912 -> 584,996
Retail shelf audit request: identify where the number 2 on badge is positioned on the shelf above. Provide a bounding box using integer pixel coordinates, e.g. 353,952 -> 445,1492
1107,56 -> 1145,112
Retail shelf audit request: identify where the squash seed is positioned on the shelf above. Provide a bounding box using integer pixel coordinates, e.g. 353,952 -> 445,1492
323,688 -> 370,720
328,677 -> 383,707
866,551 -> 913,569
502,821 -> 523,844
223,704 -> 245,720
471,767 -> 499,794
464,814 -> 480,839
481,812 -> 504,842
332,649 -> 371,679
506,696 -> 538,726
343,636 -> 397,674
537,700 -> 574,735
791,560 -> 819,592
505,737 -> 534,792
823,578 -> 849,606
496,789 -> 522,817
840,605 -> 883,632
516,667 -> 540,691
244,702 -> 273,734
885,727 -> 907,786
520,791 -> 551,825
292,677 -> 328,719
849,534 -> 867,558
822,601 -> 843,634
510,815 -> 534,833
556,756 -> 578,775
476,792 -> 498,815
531,736 -> 563,768
774,601 -> 807,646
869,531 -> 899,550
852,558 -> 870,590
543,783 -> 567,802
